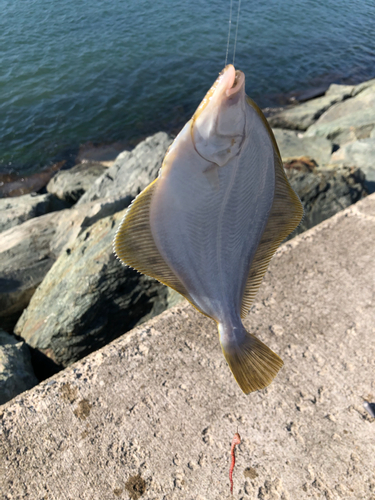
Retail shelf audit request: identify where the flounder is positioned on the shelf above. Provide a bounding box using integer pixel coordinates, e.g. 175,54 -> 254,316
113,65 -> 303,394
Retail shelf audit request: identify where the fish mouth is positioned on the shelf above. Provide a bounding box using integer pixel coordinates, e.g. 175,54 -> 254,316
191,64 -> 247,166
227,70 -> 245,96
221,65 -> 245,97
191,64 -> 245,124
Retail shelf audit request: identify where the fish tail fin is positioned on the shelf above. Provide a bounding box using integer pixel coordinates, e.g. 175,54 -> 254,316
219,323 -> 283,394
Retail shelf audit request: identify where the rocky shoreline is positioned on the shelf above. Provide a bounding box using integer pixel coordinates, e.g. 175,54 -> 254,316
1,77 -> 375,405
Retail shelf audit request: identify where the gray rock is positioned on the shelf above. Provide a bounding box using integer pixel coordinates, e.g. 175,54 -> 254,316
0,329 -> 18,346
0,200 -> 127,332
268,78 -> 375,134
14,210 -> 169,367
285,163 -> 367,236
0,328 -> 38,405
324,82 -> 354,99
330,137 -> 375,193
77,132 -> 173,207
272,128 -> 333,165
0,192 -> 68,234
46,162 -> 108,204
268,90 -> 351,131
0,211 -> 65,332
166,288 -> 186,309
352,77 -> 375,96
305,83 -> 375,144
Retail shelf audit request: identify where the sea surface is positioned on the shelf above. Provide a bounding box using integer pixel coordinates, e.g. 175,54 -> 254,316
1,0 -> 374,176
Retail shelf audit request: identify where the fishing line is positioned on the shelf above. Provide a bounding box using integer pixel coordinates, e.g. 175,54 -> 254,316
225,0 -> 242,67
232,0 -> 242,65
225,0 -> 233,66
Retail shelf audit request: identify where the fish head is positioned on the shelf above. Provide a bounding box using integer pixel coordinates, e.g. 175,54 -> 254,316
192,64 -> 246,167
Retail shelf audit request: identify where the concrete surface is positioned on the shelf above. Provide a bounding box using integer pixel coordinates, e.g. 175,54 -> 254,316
1,194 -> 375,500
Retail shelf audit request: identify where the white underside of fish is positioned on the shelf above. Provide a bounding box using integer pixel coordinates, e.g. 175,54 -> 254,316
150,105 -> 275,328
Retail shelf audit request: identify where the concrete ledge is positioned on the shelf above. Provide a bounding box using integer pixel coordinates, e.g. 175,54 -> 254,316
1,194 -> 375,499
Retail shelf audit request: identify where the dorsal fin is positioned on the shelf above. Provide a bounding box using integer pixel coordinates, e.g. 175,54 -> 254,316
240,99 -> 304,318
113,179 -> 190,299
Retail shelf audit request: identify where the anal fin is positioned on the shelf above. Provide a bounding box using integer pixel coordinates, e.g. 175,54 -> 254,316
240,149 -> 304,318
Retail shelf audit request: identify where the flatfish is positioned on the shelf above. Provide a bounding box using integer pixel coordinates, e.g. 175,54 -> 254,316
113,65 -> 303,393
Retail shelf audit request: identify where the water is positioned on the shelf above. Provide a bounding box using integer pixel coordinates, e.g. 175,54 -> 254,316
1,0 -> 374,176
